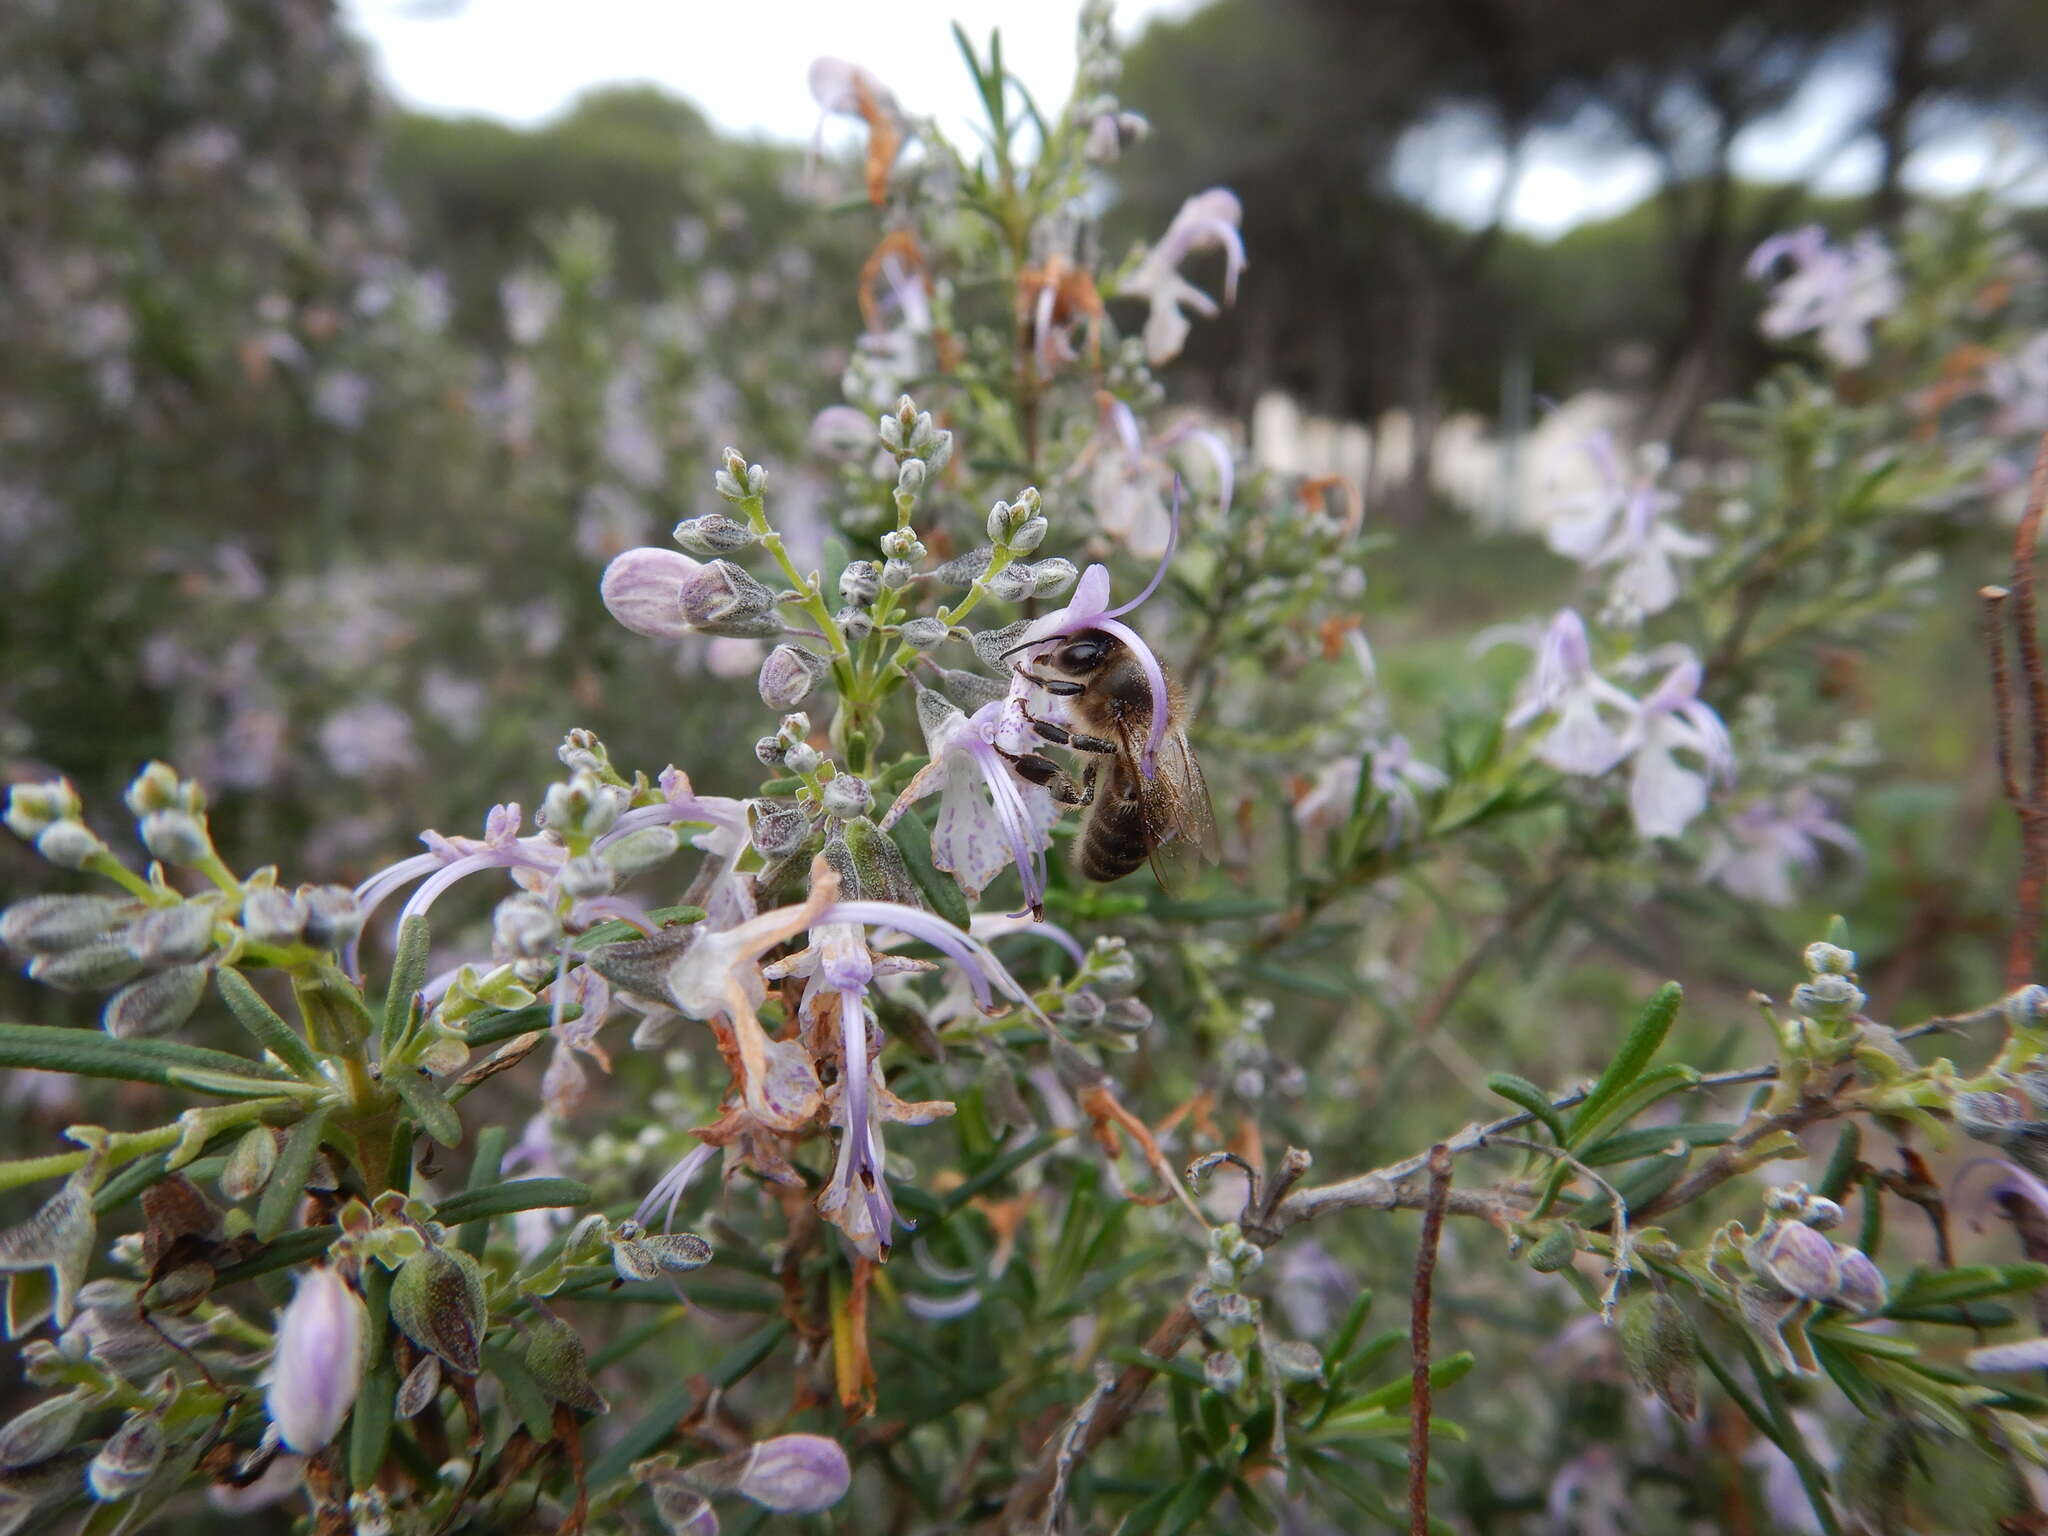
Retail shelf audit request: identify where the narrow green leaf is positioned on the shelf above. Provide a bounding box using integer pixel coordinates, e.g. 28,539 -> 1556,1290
383,915 -> 431,1057
214,1226 -> 339,1287
257,1105 -> 332,1241
1346,1351 -> 1476,1415
1326,1289 -> 1376,1373
939,1130 -> 1060,1215
433,1178 -> 589,1227
1107,1346 -> 1208,1388
1579,1121 -> 1736,1167
573,905 -> 704,951
1568,1062 -> 1701,1150
1566,982 -> 1683,1142
350,1266 -> 396,1490
464,1003 -> 575,1049
892,809 -> 972,930
389,1069 -> 463,1148
1486,1074 -> 1567,1143
459,1126 -> 508,1260
1890,1262 -> 2048,1310
1159,1466 -> 1228,1536
215,969 -> 323,1078
1816,1122 -> 1862,1203
0,1022 -> 284,1088
481,1342 -> 555,1440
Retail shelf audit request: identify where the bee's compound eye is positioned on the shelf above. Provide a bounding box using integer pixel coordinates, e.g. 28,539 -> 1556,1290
1060,636 -> 1108,671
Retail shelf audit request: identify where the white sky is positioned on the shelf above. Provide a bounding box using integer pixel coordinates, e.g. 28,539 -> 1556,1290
340,0 -> 2046,239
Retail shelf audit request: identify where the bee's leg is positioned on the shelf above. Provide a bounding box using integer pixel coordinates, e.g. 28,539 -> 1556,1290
1020,709 -> 1117,755
997,746 -> 1089,806
1015,668 -> 1085,698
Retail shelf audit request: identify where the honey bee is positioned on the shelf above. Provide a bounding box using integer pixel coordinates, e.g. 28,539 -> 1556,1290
1004,628 -> 1219,884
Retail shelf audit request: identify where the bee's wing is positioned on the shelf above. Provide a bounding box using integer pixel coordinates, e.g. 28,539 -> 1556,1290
1114,720 -> 1218,889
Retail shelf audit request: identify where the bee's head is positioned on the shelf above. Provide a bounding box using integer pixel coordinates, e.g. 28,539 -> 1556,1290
1047,629 -> 1118,677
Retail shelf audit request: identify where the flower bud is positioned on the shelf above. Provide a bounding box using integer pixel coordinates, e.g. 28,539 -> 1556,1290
601,826 -> 681,880
2006,984 -> 2048,1031
679,560 -> 781,638
1802,1195 -> 1844,1231
0,1389 -> 89,1470
558,854 -> 614,902
266,1266 -> 365,1452
1203,1351 -> 1244,1393
750,804 -> 811,859
672,514 -> 759,557
493,894 -> 562,960
240,886 -> 305,948
608,1220 -> 712,1283
880,558 -> 914,590
126,903 -> 216,965
1831,1249 -> 1887,1315
1957,1094 -> 2026,1151
984,563 -> 1036,602
300,886 -> 364,951
985,500 -> 1016,544
898,617 -> 948,652
728,1435 -> 851,1515
1009,516 -> 1049,554
88,1403 -> 166,1500
2,895 -> 130,955
5,779 -> 82,841
1748,1218 -> 1843,1302
758,644 -> 830,711
1803,941 -> 1855,976
783,743 -> 822,777
713,447 -> 766,502
35,820 -> 108,869
124,763 -> 186,817
754,735 -> 785,768
216,1125 -> 278,1203
523,1314 -> 608,1414
391,1246 -> 486,1374
895,457 -> 927,495
929,548 -> 992,587
821,777 -> 872,819
102,965 -> 207,1039
1270,1340 -> 1323,1383
837,605 -> 874,639
1791,973 -> 1864,1025
1027,557 -> 1078,597
602,548 -> 703,640
645,1476 -> 719,1536
139,809 -> 211,867
29,942 -> 145,992
879,528 -> 924,562
838,560 -> 881,606
1619,1291 -> 1699,1419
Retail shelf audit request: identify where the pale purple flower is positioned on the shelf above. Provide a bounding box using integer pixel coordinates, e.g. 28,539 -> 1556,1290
736,1434 -> 851,1514
602,548 -> 704,640
318,698 -> 418,780
604,366 -> 663,489
1289,737 -> 1444,848
1699,788 -> 1860,907
266,1266 -> 365,1453
500,272 -> 561,346
1966,1337 -> 2048,1373
1121,188 -> 1245,366
311,370 -> 371,431
1077,396 -> 1233,560
419,667 -> 486,742
1748,226 -> 1901,369
883,695 -> 1055,913
1546,435 -> 1708,618
1619,653 -> 1734,840
1503,611 -> 1636,777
